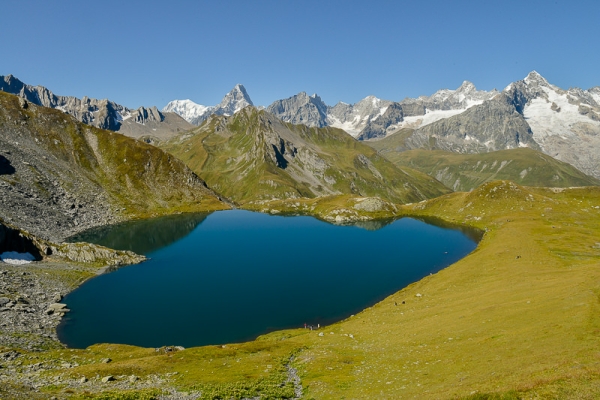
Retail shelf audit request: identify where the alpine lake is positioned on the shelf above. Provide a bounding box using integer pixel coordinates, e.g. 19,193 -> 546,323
58,210 -> 480,349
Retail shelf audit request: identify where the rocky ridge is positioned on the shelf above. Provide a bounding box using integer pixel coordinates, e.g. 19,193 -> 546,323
0,75 -> 193,141
265,80 -> 498,140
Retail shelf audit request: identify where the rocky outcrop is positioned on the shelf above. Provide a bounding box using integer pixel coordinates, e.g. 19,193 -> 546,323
49,242 -> 145,266
357,103 -> 405,140
267,92 -> 329,128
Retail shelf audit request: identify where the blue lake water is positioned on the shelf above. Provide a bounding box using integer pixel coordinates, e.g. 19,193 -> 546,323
57,210 -> 479,349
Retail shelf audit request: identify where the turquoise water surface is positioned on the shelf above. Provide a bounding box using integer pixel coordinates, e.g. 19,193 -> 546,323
58,210 -> 478,348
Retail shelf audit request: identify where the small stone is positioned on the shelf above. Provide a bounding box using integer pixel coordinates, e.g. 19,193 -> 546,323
101,358 -> 112,364
45,303 -> 67,315
79,377 -> 87,383
318,332 -> 324,337
101,375 -> 114,383
129,375 -> 138,383
415,293 -> 422,297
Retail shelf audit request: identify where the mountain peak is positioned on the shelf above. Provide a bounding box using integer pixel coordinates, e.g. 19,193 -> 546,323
524,71 -> 549,86
218,84 -> 254,115
457,80 -> 476,92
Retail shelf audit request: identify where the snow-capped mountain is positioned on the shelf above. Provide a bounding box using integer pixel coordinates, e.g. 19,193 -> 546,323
394,81 -> 499,133
265,81 -> 498,140
386,71 -> 600,179
163,84 -> 254,125
505,71 -> 600,178
162,99 -> 213,124
328,96 -> 395,137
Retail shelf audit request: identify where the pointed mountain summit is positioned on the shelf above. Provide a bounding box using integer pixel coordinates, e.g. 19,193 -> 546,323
215,84 -> 254,116
523,70 -> 550,87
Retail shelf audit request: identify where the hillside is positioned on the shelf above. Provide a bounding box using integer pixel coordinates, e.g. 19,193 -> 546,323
367,145 -> 600,191
0,91 -> 227,241
161,107 -> 450,204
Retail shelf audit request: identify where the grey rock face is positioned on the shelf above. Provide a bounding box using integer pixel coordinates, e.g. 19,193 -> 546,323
268,82 -> 498,140
405,94 -> 539,153
267,92 -> 329,128
357,103 -> 404,140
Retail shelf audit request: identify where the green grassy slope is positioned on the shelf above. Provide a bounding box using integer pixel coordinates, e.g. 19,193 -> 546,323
0,91 -> 227,220
368,138 -> 600,191
8,181 -> 600,399
161,107 -> 450,205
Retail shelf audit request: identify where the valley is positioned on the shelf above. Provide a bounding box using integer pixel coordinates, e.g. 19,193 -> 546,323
1,73 -> 600,399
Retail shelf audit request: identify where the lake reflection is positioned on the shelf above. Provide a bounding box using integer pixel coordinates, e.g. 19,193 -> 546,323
68,213 -> 209,255
59,210 -> 478,349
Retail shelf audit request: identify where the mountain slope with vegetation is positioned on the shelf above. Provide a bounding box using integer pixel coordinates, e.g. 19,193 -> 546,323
367,145 -> 600,191
161,107 -> 450,205
0,91 -> 227,241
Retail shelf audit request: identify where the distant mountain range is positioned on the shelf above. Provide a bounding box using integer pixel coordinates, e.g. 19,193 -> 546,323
2,72 -> 600,180
161,72 -> 600,179
163,80 -> 498,140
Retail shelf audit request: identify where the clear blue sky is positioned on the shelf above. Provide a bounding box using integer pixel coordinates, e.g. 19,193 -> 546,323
2,0 -> 598,109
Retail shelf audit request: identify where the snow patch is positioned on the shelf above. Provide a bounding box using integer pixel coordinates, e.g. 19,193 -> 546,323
524,86 -> 600,140
0,251 -> 35,265
163,99 -> 211,123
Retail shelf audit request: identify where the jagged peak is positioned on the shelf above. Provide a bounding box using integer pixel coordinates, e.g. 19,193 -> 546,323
457,80 -> 476,92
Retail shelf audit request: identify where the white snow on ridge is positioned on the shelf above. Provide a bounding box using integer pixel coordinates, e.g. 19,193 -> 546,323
395,108 -> 469,131
328,115 -> 362,137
